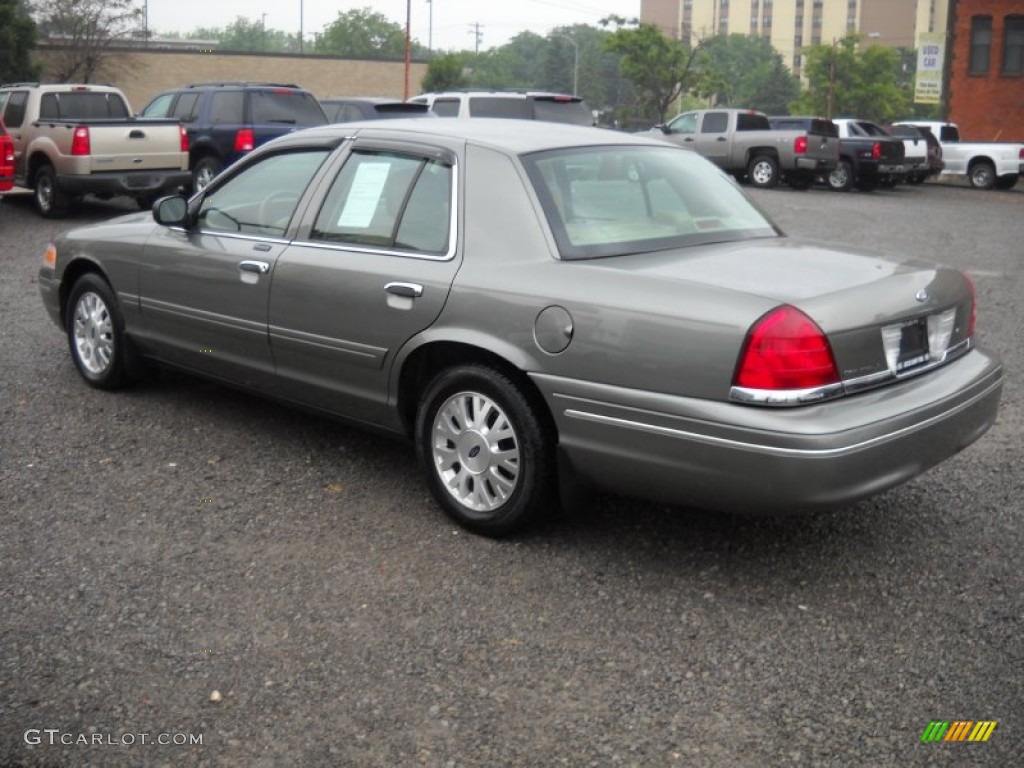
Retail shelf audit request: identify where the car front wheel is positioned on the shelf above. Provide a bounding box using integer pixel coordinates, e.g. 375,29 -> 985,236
416,364 -> 555,537
66,274 -> 131,390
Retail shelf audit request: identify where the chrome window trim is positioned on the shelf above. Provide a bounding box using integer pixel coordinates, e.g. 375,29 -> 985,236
730,337 -> 973,407
566,375 -> 1002,459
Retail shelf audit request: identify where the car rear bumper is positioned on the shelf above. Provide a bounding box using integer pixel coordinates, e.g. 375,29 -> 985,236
532,347 -> 1003,514
56,170 -> 191,198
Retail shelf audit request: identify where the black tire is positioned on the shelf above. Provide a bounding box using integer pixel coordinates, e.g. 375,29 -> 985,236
747,155 -> 779,189
994,174 -> 1019,190
968,161 -> 996,190
65,274 -> 133,390
827,159 -> 854,192
415,363 -> 556,537
192,156 -> 223,193
34,164 -> 69,218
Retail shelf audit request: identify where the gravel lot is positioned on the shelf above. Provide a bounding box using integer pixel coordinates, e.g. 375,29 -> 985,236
1,179 -> 1021,767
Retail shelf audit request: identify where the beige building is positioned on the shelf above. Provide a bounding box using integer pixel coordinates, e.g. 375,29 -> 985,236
641,0 -> 949,76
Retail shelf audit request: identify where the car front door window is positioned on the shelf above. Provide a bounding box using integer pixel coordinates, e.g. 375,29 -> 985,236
198,150 -> 329,237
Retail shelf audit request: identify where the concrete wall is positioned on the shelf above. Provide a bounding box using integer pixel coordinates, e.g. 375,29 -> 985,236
33,47 -> 429,113
949,0 -> 1024,141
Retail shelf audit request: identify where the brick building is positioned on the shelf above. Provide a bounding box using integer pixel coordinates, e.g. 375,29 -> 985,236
948,0 -> 1024,141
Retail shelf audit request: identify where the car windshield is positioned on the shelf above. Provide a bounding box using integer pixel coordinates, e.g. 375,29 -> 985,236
522,145 -> 777,259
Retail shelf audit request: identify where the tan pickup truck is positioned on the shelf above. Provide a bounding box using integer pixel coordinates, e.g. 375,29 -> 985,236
0,83 -> 190,217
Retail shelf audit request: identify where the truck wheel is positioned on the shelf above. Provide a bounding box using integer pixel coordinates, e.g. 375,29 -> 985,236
968,161 -> 996,190
747,155 -> 779,188
994,174 -> 1018,190
827,160 -> 853,192
34,164 -> 69,218
192,157 -> 222,193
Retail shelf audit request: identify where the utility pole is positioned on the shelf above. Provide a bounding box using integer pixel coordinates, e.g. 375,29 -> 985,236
468,22 -> 483,54
300,0 -> 304,54
827,37 -> 837,119
427,0 -> 433,57
404,0 -> 411,99
261,13 -> 268,52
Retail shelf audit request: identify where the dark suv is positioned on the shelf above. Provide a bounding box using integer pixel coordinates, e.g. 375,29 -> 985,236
140,82 -> 327,191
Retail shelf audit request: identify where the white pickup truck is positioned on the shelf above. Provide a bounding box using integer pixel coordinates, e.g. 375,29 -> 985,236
895,120 -> 1023,190
0,83 -> 190,216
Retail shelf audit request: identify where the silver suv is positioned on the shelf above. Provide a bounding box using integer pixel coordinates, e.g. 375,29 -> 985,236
410,91 -> 594,125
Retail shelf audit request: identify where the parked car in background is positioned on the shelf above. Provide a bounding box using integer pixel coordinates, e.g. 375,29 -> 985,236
0,83 -> 190,216
140,81 -> 328,192
894,120 -> 1023,190
882,123 -> 929,184
37,120 -> 1002,537
0,120 -> 14,192
648,109 -> 839,189
321,97 -> 432,123
410,90 -> 594,126
820,118 -> 906,192
885,123 -> 943,184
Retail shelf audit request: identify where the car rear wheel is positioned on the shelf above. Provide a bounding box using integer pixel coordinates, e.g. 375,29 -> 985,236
34,164 -> 68,218
416,364 -> 555,537
968,161 -> 996,190
827,160 -> 853,192
747,155 -> 779,188
192,156 -> 223,193
66,274 -> 132,390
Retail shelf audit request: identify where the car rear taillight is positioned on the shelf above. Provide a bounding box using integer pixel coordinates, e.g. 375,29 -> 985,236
233,128 -> 255,152
70,126 -> 90,156
179,124 -> 189,152
1019,147 -> 1024,162
871,142 -> 882,160
734,306 -> 840,391
794,135 -> 808,154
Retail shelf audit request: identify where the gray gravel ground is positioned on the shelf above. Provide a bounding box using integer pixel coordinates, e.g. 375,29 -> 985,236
1,179 -> 1021,767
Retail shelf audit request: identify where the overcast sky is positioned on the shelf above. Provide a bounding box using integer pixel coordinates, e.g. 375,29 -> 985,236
144,0 -> 641,52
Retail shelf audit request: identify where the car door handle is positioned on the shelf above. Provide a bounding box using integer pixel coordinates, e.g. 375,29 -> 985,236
239,260 -> 270,274
129,129 -> 146,139
385,282 -> 423,298
715,136 -> 727,142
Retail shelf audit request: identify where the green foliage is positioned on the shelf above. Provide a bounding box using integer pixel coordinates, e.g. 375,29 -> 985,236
790,35 -> 912,121
0,0 -> 39,82
422,52 -> 468,92
700,34 -> 800,114
314,7 -> 409,59
600,16 -> 708,122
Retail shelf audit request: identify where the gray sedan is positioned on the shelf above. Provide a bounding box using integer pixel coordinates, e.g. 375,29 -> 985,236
38,120 -> 1003,536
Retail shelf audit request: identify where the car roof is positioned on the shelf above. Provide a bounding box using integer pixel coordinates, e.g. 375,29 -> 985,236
284,118 -> 666,155
322,97 -> 400,105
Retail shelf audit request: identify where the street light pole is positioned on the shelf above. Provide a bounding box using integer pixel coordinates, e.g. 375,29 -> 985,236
261,13 -> 268,52
404,0 -> 411,99
427,0 -> 433,57
300,0 -> 304,53
555,33 -> 579,96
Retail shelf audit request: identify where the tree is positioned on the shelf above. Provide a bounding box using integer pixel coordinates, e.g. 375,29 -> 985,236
700,34 -> 799,114
32,0 -> 140,82
790,35 -> 911,122
210,16 -> 301,53
601,16 -> 709,122
0,0 -> 39,82
422,52 -> 469,92
314,7 -> 410,59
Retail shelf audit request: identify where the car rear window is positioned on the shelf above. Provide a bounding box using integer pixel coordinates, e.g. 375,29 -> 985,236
523,146 -> 776,260
532,96 -> 593,126
808,119 -> 838,137
251,90 -> 327,126
469,98 -> 533,119
38,92 -> 129,120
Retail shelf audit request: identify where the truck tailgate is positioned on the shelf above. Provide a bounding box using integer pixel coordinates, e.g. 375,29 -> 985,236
87,123 -> 187,172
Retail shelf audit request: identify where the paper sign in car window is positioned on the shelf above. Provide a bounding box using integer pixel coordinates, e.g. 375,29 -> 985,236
338,162 -> 391,228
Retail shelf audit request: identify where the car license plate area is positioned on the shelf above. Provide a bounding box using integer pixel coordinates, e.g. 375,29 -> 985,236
882,317 -> 930,373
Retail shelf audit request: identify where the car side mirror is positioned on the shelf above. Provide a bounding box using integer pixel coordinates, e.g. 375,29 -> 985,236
153,195 -> 189,227
656,124 -> 670,134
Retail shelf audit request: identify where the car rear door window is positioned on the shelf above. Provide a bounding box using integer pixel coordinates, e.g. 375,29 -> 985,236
172,92 -> 201,122
311,150 -> 453,254
431,99 -> 460,117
